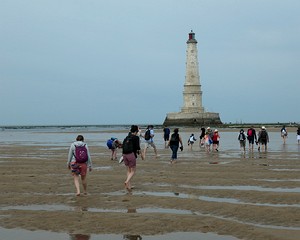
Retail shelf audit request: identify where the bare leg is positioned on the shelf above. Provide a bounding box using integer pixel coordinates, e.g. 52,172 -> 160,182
143,147 -> 147,160
112,149 -> 117,160
153,145 -> 158,157
125,166 -> 136,190
213,144 -> 218,151
205,144 -> 210,153
110,150 -> 114,160
81,175 -> 87,195
73,174 -> 81,196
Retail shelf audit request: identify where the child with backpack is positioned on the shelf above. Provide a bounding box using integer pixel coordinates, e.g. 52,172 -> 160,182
67,135 -> 92,196
188,133 -> 196,150
204,132 -> 212,153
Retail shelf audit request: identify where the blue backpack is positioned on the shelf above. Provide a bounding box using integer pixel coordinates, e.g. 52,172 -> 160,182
106,138 -> 116,149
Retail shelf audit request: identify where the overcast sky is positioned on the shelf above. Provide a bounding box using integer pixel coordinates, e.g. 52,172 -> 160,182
1,0 -> 299,126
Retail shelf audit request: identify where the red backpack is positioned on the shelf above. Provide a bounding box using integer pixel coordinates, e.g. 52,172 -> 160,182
247,129 -> 253,137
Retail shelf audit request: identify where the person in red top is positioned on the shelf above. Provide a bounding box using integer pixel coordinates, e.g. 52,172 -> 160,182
212,129 -> 220,151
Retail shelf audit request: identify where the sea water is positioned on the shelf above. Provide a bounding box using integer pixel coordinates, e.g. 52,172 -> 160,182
1,125 -> 299,155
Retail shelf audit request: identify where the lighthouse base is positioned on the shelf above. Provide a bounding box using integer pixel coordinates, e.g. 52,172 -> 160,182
163,111 -> 222,127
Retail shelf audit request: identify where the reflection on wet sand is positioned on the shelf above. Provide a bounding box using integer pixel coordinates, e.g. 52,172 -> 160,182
123,234 -> 142,240
69,233 -> 90,240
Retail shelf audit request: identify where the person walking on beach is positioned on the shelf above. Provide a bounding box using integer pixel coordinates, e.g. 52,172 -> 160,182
199,127 -> 205,147
247,126 -> 258,152
106,137 -> 122,161
168,128 -> 183,164
206,127 -> 213,151
238,129 -> 247,153
188,133 -> 197,150
280,125 -> 288,144
67,135 -> 92,196
204,131 -> 212,153
163,126 -> 171,148
297,127 -> 300,144
142,125 -> 158,160
122,125 -> 141,192
258,126 -> 269,152
212,129 -> 220,151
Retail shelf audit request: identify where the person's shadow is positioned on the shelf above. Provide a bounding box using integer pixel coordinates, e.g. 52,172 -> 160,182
69,233 -> 91,240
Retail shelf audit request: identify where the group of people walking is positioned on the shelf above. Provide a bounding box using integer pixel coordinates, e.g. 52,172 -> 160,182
66,125 -> 300,196
238,126 -> 269,153
66,125 -> 161,195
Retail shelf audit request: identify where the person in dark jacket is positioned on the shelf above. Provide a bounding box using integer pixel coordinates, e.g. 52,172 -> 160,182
122,125 -> 141,192
168,128 -> 183,164
257,126 -> 269,152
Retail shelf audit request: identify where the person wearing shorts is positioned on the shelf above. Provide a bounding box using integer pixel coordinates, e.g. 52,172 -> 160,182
142,125 -> 158,160
67,135 -> 92,196
122,125 -> 141,192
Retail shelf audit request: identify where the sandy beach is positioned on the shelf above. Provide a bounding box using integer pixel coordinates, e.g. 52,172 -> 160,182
0,127 -> 300,240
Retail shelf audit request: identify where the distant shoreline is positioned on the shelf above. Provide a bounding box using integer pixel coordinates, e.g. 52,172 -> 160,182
1,122 -> 299,130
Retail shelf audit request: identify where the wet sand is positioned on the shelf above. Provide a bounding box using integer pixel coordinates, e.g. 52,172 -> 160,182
0,128 -> 300,240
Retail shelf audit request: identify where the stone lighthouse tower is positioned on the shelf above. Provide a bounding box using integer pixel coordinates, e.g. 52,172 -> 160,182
163,31 -> 222,126
181,30 -> 204,113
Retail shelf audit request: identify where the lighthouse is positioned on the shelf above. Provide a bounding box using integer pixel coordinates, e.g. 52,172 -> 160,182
181,30 -> 204,113
163,31 -> 222,126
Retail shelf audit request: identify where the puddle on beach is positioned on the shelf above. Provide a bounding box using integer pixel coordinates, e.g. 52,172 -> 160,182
143,182 -> 300,193
0,227 -> 240,240
107,190 -> 300,208
178,184 -> 300,193
2,203 -> 300,232
0,204 -> 193,215
92,166 -> 113,170
1,204 -> 73,212
254,178 -> 300,182
270,168 -> 300,172
193,212 -> 300,231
